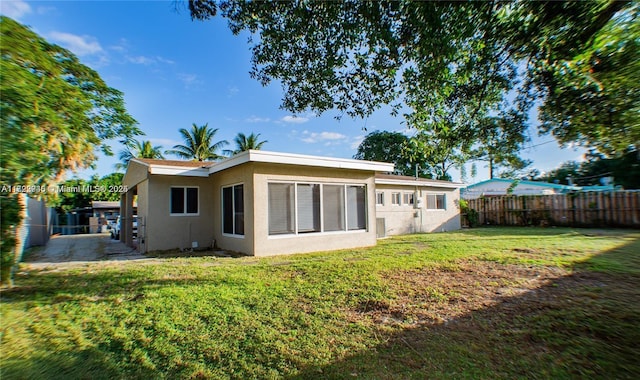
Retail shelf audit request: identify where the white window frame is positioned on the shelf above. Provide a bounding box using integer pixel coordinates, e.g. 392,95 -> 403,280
391,192 -> 401,206
170,186 -> 199,216
403,192 -> 414,205
426,193 -> 446,210
267,181 -> 368,237
222,183 -> 245,238
376,191 -> 385,206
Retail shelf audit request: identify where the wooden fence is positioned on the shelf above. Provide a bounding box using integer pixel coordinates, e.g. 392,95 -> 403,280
463,191 -> 640,228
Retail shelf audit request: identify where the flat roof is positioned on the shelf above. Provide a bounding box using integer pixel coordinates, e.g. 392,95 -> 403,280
91,201 -> 121,209
375,173 -> 463,189
210,150 -> 394,174
130,158 -> 213,177
132,150 -> 394,177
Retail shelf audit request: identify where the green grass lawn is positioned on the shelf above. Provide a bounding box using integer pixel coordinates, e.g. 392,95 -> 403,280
2,227 -> 639,379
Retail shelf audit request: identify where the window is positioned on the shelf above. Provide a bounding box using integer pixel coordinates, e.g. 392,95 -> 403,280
222,184 -> 244,236
268,183 -> 295,235
391,192 -> 401,206
323,185 -> 345,232
426,194 -> 446,210
297,184 -> 321,233
347,186 -> 366,230
268,182 -> 367,236
170,187 -> 198,215
376,192 -> 384,206
403,192 -> 414,205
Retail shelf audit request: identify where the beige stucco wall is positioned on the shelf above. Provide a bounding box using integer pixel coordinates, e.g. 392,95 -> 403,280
376,185 -> 461,236
135,179 -> 149,252
209,164 -> 255,255
251,162 -> 378,256
122,160 -> 149,188
138,162 -> 378,256
130,159 -> 460,256
144,175 -> 217,252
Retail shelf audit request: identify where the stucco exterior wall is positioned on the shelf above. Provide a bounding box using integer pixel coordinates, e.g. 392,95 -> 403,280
135,179 -> 149,252
145,175 -> 216,252
251,162 -> 378,256
122,160 -> 149,188
376,185 -> 461,236
209,164 -> 255,255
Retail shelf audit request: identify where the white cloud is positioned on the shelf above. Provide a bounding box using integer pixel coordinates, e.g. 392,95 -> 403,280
178,73 -> 201,88
127,55 -> 155,65
281,115 -> 309,124
147,138 -> 181,148
48,31 -> 103,56
227,86 -> 239,97
109,38 -> 129,52
156,56 -> 175,65
350,135 -> 365,150
36,5 -> 56,15
245,116 -> 271,123
301,130 -> 347,145
1,0 -> 31,20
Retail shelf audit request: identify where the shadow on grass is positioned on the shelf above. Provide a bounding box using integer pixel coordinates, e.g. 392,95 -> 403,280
290,237 -> 640,379
0,346 -> 144,380
2,232 -> 639,379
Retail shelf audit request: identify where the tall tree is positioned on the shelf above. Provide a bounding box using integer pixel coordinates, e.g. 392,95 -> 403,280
408,128 -> 467,181
506,1 -> 639,156
165,123 -> 229,161
539,149 -> 640,189
469,114 -> 531,179
354,131 -> 431,178
224,132 -> 268,156
187,0 -> 636,157
115,140 -> 165,171
0,17 -> 140,286
91,173 -> 125,202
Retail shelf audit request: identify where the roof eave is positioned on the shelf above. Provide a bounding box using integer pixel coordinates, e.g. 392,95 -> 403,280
209,150 -> 394,174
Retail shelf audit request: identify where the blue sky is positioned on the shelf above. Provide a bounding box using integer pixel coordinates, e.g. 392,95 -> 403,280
2,0 -> 586,183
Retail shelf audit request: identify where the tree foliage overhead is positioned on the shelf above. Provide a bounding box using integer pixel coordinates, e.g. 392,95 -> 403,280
0,16 -> 141,187
165,123 -> 229,161
353,131 -> 432,178
0,16 -> 140,286
188,0 -> 638,157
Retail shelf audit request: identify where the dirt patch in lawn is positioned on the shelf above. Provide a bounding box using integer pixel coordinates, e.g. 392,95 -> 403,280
348,260 -> 571,326
340,259 -> 640,378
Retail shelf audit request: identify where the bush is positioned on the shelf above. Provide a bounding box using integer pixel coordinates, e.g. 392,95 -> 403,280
1,195 -> 21,286
459,199 -> 479,228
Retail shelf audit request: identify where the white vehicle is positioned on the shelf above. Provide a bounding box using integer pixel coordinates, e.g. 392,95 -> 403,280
111,215 -> 137,239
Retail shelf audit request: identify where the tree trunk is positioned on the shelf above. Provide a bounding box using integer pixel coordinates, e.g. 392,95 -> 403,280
489,157 -> 494,179
11,192 -> 28,286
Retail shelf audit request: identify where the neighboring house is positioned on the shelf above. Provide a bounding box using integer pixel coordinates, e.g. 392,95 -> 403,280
375,174 -> 462,237
90,201 -> 121,233
122,150 -> 463,256
461,178 -> 582,200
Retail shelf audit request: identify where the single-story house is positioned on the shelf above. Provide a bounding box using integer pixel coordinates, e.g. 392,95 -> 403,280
461,178 -> 581,199
122,150 -> 462,256
375,174 -> 462,237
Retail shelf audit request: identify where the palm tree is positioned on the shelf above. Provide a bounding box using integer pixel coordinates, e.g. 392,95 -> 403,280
224,132 -> 268,156
115,140 -> 165,171
165,123 -> 229,161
